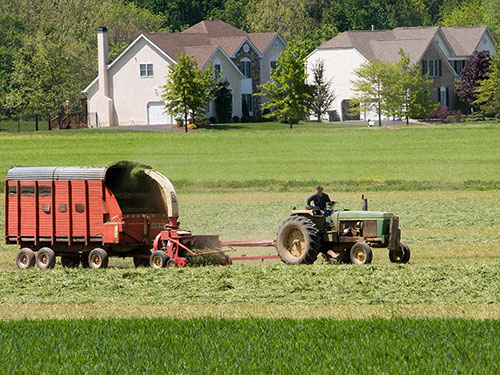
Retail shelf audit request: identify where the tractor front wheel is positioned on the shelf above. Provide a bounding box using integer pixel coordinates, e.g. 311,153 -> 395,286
276,216 -> 321,265
349,242 -> 373,265
389,242 -> 411,264
150,250 -> 168,269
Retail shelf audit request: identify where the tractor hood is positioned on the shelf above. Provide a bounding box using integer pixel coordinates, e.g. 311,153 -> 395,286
334,210 -> 393,220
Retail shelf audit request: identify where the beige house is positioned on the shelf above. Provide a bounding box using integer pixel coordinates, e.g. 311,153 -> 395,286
83,21 -> 287,127
307,26 -> 497,121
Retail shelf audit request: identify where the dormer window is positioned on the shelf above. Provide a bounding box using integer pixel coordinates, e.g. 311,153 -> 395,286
239,59 -> 252,79
214,64 -> 221,77
140,63 -> 153,77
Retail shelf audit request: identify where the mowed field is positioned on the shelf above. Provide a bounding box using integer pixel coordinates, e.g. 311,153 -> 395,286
1,122 -> 500,373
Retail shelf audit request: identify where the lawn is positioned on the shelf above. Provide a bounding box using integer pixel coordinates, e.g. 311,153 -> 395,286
0,318 -> 499,374
1,122 -> 500,191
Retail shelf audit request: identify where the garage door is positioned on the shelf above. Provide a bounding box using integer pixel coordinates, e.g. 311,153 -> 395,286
147,102 -> 173,125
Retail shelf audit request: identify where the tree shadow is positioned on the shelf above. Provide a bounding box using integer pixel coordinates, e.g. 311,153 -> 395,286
207,124 -> 244,130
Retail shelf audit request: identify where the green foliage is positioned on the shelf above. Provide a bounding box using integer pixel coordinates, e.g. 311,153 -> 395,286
0,0 -> 166,116
352,52 -> 436,125
162,54 -> 217,132
474,53 -> 500,115
214,81 -> 233,123
308,60 -> 336,121
351,60 -> 394,126
0,318 -> 499,374
257,48 -> 311,128
210,0 -> 251,31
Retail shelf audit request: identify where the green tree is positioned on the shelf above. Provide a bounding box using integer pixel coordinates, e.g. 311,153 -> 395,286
351,60 -> 393,126
162,54 -> 217,132
214,80 -> 233,123
257,47 -> 311,129
389,51 -> 436,123
0,0 -> 165,116
308,60 -> 336,122
474,53 -> 500,116
210,0 -> 251,31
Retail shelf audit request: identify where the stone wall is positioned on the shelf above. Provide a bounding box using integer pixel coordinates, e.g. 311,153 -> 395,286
232,44 -> 262,118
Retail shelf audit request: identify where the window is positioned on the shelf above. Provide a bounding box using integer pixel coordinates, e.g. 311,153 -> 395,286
270,60 -> 277,71
439,86 -> 448,106
20,185 -> 34,196
140,63 -> 154,77
8,185 -> 16,196
453,59 -> 466,75
38,186 -> 52,197
422,60 -> 441,78
214,64 -> 221,78
242,94 -> 253,113
239,60 -> 252,79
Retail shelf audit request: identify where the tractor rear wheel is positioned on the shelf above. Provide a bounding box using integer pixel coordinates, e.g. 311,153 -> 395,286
16,248 -> 35,269
276,216 -> 321,265
389,242 -> 411,264
150,250 -> 168,269
88,248 -> 109,269
61,256 -> 80,268
36,247 -> 56,269
349,242 -> 373,265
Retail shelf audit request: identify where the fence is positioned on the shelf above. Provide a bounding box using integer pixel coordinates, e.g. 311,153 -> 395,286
0,113 -> 97,133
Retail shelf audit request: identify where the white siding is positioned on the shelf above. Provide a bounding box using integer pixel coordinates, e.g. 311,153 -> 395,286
307,48 -> 368,121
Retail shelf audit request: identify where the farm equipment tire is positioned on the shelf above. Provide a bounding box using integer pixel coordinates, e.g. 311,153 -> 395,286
133,251 -> 151,268
150,250 -> 168,269
166,259 -> 178,268
88,248 -> 109,269
349,242 -> 373,265
389,242 -> 411,264
36,247 -> 56,269
276,216 -> 321,265
16,248 -> 35,269
61,256 -> 80,268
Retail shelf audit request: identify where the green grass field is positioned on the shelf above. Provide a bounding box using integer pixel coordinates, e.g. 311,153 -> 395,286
1,122 -> 500,373
0,318 -> 499,374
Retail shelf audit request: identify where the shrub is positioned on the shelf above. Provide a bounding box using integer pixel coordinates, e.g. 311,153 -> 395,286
194,118 -> 211,128
435,105 -> 449,120
187,123 -> 197,130
452,109 -> 462,123
446,115 -> 456,123
209,116 -> 217,124
232,116 -> 240,123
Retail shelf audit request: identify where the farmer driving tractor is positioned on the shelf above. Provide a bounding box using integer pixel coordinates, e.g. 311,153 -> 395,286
307,185 -> 335,212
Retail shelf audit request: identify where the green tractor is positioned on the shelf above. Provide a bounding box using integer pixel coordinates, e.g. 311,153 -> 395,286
276,196 -> 410,265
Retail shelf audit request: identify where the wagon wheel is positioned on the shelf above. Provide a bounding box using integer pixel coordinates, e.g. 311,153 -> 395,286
36,247 -> 56,269
276,216 -> 321,265
16,248 -> 36,269
88,248 -> 109,269
349,242 -> 373,265
389,242 -> 411,264
150,250 -> 168,269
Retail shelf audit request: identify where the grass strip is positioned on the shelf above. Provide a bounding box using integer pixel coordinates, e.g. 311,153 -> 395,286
0,264 -> 499,306
0,318 -> 499,374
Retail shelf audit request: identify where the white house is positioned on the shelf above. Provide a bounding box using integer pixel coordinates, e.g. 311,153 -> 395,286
307,26 -> 497,121
83,21 -> 287,127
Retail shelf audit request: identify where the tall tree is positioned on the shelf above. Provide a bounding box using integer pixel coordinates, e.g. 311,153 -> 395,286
214,80 -> 233,123
162,54 -> 217,132
210,0 -> 251,31
308,60 -> 336,122
457,51 -> 491,111
351,60 -> 393,126
257,47 -> 311,128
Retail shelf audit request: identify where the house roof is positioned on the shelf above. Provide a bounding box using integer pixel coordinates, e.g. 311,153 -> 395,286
441,26 -> 488,56
317,26 -> 492,62
145,21 -> 282,66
